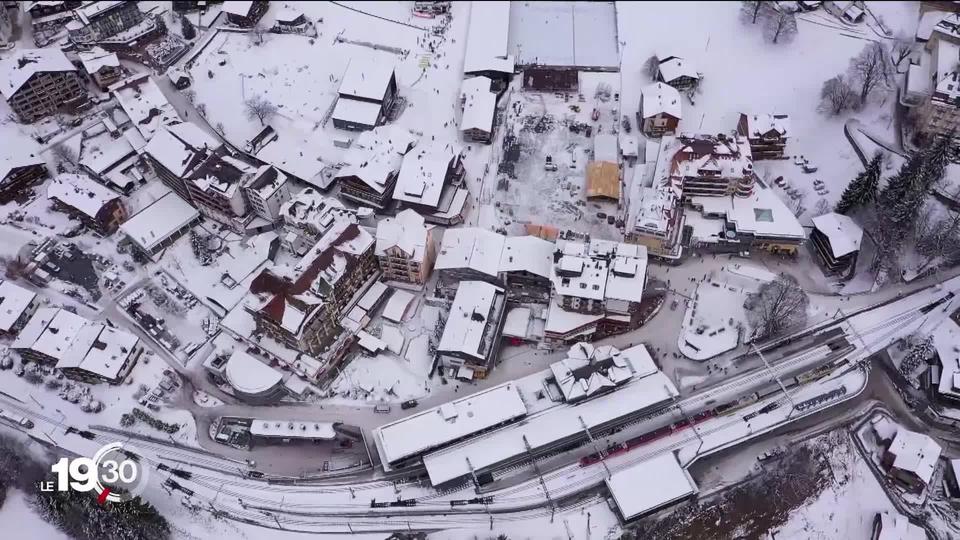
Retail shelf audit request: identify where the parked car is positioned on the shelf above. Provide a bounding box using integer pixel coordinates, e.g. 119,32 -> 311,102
374,404 -> 392,414
401,399 -> 419,410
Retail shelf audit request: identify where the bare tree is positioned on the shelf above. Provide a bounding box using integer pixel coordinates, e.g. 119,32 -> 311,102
889,33 -> 916,69
848,41 -> 893,107
249,22 -> 266,45
813,198 -> 830,216
744,273 -> 809,339
644,55 -> 660,81
244,94 -> 277,125
819,75 -> 855,115
50,142 -> 78,167
764,7 -> 798,44
791,189 -> 807,217
740,0 -> 765,24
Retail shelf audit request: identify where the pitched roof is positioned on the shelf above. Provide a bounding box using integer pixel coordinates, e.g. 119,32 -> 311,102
77,47 -> 120,75
641,82 -> 681,120
47,173 -> 120,219
888,428 -> 942,485
434,227 -> 505,279
376,209 -> 429,262
812,212 -> 862,257
498,235 -> 554,279
339,57 -> 395,101
0,48 -> 76,99
658,56 -> 699,83
143,122 -> 221,178
394,144 -> 461,209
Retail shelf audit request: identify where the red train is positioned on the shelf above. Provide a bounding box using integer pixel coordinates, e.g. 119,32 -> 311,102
579,410 -> 715,467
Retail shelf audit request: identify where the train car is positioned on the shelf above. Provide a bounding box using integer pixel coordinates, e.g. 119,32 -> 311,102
0,408 -> 34,429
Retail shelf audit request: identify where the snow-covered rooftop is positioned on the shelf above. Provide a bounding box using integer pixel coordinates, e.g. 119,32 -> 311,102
423,369 -> 679,486
437,281 -> 505,362
112,74 -> 181,141
435,227 -> 505,279
0,279 -> 36,333
876,512 -> 926,540
77,47 -> 119,75
657,55 -> 699,84
375,209 -> 430,263
932,38 -> 960,102
641,82 -> 681,119
551,239 -> 647,303
507,1 -> 619,69
144,122 -> 221,178
11,307 -> 88,362
550,342 -> 652,402
331,97 -> 382,128
812,212 -> 862,258
280,188 -> 353,235
338,57 -> 395,102
222,0 -> 255,17
47,173 -> 120,220
249,419 -> 337,440
460,76 -> 496,133
394,144 -> 461,209
120,192 -> 199,252
383,288 -> 415,322
688,185 -> 806,240
742,113 -> 790,139
374,381 -> 527,466
56,324 -> 139,380
0,145 -> 43,181
498,235 -> 554,279
463,1 -> 514,74
606,452 -> 698,520
224,349 -> 283,395
502,306 -> 531,339
888,428 -> 942,485
337,125 -> 417,192
0,48 -> 76,99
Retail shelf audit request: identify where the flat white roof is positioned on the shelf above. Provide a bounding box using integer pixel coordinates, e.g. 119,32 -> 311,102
0,279 -> 36,333
383,288 -> 415,322
374,381 -> 527,465
120,192 -> 199,252
742,113 -> 789,139
463,1 -> 513,74
332,97 -> 382,128
222,0 -> 254,17
877,512 -> 926,540
144,123 -> 220,178
249,420 -> 337,440
47,173 -> 119,219
689,185 -> 806,240
438,281 -> 504,361
812,212 -> 862,258
507,1 -> 619,69
11,308 -> 87,362
499,235 -> 554,279
606,452 -> 697,520
435,227 -> 505,279
641,82 -> 681,120
502,306 -> 531,339
394,145 -> 460,209
113,75 -> 181,141
357,280 -> 389,312
0,48 -> 76,99
423,370 -> 679,485
77,48 -> 119,75
460,76 -> 496,133
339,58 -> 395,102
224,349 -> 283,395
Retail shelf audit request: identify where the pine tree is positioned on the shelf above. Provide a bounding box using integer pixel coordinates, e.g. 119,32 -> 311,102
918,130 -> 953,191
33,487 -> 170,540
180,14 -> 197,41
835,152 -> 882,214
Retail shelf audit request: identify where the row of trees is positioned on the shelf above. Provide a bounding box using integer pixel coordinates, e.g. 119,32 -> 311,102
820,41 -> 894,115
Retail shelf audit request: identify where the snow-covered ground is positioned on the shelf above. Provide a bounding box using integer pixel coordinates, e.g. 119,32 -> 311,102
0,488 -> 72,540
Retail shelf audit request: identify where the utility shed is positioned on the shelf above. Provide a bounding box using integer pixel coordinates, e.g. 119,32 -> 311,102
606,452 -> 698,521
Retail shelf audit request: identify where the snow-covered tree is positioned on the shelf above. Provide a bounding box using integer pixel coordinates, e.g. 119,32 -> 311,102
33,485 -> 171,540
244,94 -> 277,126
835,152 -> 882,214
180,14 -> 197,40
889,33 -> 916,68
848,42 -> 893,107
744,273 -> 809,339
763,6 -> 797,44
740,0 -> 765,24
50,142 -> 78,167
899,333 -> 935,378
819,75 -> 855,116
644,55 -> 660,80
813,198 -> 830,217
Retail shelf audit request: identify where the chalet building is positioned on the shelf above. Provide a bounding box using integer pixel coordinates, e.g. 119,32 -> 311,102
55,324 -> 144,384
810,213 -> 862,279
672,134 -> 755,199
0,48 -> 87,123
906,37 -> 960,147
119,192 -> 201,261
184,151 -> 262,233
0,153 -> 47,203
393,144 -> 467,223
247,220 -> 377,356
434,227 -> 505,286
375,209 -> 436,285
67,1 -> 153,45
77,48 -> 123,90
0,279 -> 40,337
223,1 -> 269,28
336,126 -> 417,209
737,113 -> 790,160
12,307 -> 88,365
498,235 -> 554,296
144,122 -> 223,203
332,60 -> 399,131
639,82 -> 681,137
882,428 -> 941,494
243,165 -> 292,222
47,174 -> 127,235
459,76 -> 497,143
278,188 -> 356,255
437,280 -> 507,380
656,56 -> 700,91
